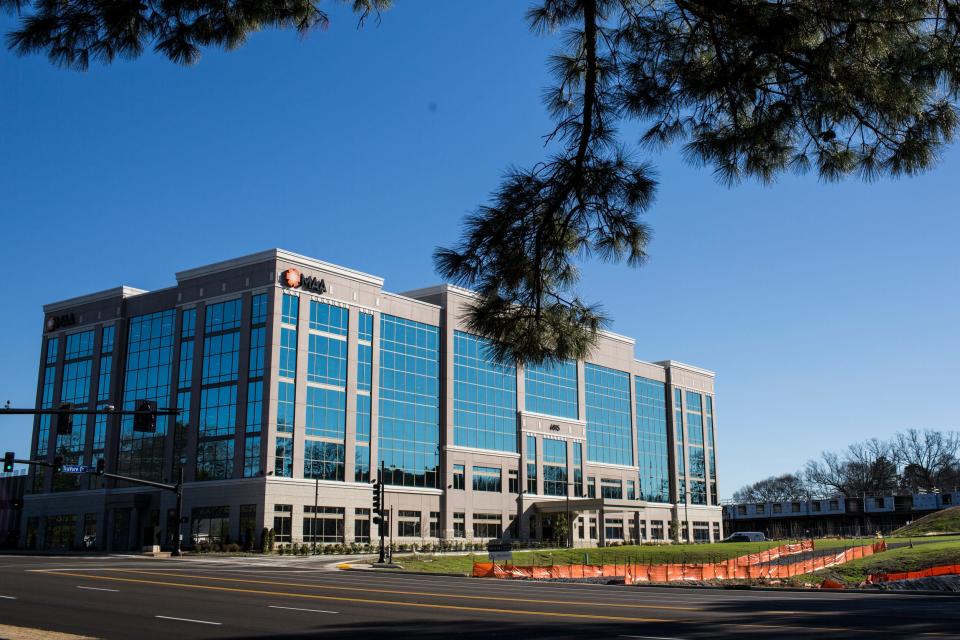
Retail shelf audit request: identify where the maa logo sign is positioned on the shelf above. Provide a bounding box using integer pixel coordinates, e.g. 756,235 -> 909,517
45,313 -> 77,332
280,268 -> 327,294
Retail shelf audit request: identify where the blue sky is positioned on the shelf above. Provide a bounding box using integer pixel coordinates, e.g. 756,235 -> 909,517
2,2 -> 958,497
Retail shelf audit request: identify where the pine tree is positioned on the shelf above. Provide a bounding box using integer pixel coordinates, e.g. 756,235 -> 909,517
6,0 -> 959,363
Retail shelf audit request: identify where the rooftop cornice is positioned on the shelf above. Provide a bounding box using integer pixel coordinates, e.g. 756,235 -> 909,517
175,248 -> 385,288
44,286 -> 148,313
657,359 -> 716,378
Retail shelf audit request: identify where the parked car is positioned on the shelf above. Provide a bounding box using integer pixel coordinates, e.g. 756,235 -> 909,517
722,532 -> 767,542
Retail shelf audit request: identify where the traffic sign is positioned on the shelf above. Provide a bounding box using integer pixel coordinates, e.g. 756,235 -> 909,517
61,464 -> 95,474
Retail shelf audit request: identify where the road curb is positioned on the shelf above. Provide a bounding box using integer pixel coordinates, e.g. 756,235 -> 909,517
338,564 -> 469,578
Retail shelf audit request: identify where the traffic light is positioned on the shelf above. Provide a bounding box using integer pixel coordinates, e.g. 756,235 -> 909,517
372,479 -> 382,512
54,402 -> 73,435
133,399 -> 157,432
3,451 -> 13,473
95,458 -> 105,475
53,455 -> 64,473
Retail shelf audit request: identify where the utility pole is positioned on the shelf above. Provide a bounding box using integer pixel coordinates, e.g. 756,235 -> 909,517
313,476 -> 320,551
374,461 -> 386,564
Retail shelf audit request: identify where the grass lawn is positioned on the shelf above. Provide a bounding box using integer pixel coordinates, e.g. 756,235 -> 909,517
790,538 -> 960,586
396,540 -> 816,575
893,506 -> 960,536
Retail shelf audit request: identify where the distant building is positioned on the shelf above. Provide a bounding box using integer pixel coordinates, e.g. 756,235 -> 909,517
22,249 -> 722,551
723,491 -> 959,537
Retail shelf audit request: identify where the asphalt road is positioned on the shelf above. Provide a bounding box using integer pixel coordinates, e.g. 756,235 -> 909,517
0,554 -> 957,639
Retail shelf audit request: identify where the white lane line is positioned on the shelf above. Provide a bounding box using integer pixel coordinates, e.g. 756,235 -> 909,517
155,615 -> 222,625
268,605 -> 339,614
620,635 -> 685,640
76,586 -> 119,592
0,595 -> 16,600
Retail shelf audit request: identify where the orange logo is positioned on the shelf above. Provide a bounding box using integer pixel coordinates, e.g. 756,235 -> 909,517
283,268 -> 301,288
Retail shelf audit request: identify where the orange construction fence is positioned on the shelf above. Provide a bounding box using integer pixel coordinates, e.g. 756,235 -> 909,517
869,563 -> 960,583
473,541 -> 886,584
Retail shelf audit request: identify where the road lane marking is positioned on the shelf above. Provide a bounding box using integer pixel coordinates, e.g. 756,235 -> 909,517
620,636 -> 685,640
0,596 -> 16,600
155,615 -> 222,625
42,571 -> 670,624
76,586 -> 119,592
38,570 -> 950,635
102,569 -> 699,612
268,605 -> 339,614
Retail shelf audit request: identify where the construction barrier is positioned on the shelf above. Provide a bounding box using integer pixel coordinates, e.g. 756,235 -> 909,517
473,541 -> 886,584
869,563 -> 960,583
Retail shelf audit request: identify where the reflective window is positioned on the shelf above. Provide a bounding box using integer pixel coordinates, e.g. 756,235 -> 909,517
309,301 -> 348,336
281,294 -> 299,326
196,439 -> 234,481
472,466 -> 502,492
452,464 -> 465,490
97,355 -> 112,402
275,436 -> 293,477
573,441 -> 583,497
354,444 -> 370,483
245,380 -> 263,433
524,359 -> 577,419
60,360 -> 91,406
636,377 -> 669,503
201,332 -> 240,385
178,341 -> 194,390
304,441 -> 344,481
173,390 -> 191,478
305,387 -> 345,439
453,331 -> 517,452
45,337 -> 59,364
279,328 -> 297,379
472,513 -> 502,539
307,334 -> 347,387
251,293 -> 268,326
65,330 -> 94,360
584,363 -> 632,465
357,342 -> 372,392
199,385 -> 237,437
248,327 -> 265,378
378,314 -> 440,488
118,310 -> 175,480
355,394 -> 371,443
181,308 -> 197,339
358,312 -> 373,342
101,326 -> 115,353
277,381 -> 295,433
601,478 -> 623,499
526,435 -> 537,494
204,299 -> 242,333
542,439 -> 567,496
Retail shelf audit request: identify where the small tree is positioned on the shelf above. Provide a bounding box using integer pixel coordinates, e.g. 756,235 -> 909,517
669,519 -> 682,543
552,514 -> 570,547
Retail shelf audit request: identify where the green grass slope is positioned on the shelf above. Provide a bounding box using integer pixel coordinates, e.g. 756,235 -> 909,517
791,538 -> 960,586
893,506 -> 960,536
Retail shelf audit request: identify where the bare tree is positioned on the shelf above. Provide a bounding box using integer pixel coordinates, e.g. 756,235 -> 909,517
732,473 -> 808,503
895,429 -> 960,491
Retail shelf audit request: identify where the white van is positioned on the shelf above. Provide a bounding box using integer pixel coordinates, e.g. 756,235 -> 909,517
721,531 -> 767,542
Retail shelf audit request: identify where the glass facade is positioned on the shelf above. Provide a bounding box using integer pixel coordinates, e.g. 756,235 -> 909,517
378,314 -> 440,488
453,331 -> 517,452
526,435 -> 537,495
673,387 -> 686,502
524,359 -> 578,419
685,390 -> 707,504
542,438 -> 568,496
584,363 -> 632,465
636,377 -> 669,502
118,310 -> 175,481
